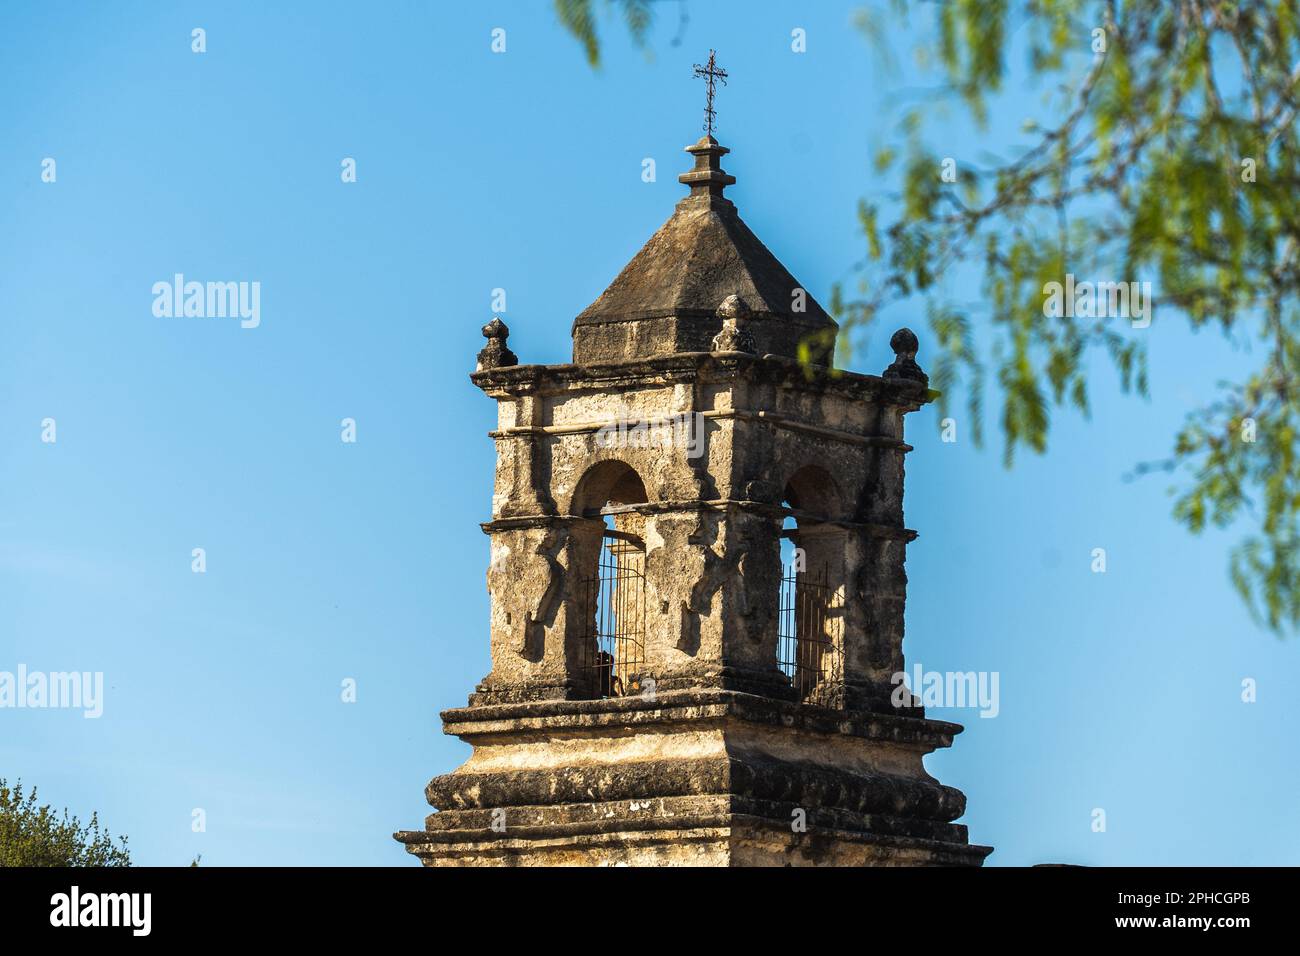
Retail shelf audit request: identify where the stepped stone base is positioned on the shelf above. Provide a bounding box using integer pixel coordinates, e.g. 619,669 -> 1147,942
394,689 -> 991,867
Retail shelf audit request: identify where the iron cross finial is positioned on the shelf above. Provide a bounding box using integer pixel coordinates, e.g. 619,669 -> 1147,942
692,49 -> 728,136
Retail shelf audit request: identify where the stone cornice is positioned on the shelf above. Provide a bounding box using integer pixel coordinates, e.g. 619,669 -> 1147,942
438,688 -> 961,748
480,503 -> 918,541
489,408 -> 915,452
470,351 -> 934,408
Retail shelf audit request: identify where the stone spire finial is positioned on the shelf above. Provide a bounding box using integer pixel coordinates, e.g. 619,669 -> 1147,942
679,135 -> 736,202
883,327 -> 927,384
711,294 -> 756,353
476,317 -> 517,371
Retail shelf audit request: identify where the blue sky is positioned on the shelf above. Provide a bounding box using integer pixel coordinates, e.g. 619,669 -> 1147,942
1,1 -> 1295,866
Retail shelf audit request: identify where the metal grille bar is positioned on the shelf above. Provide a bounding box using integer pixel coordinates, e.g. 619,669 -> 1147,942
578,534 -> 646,699
777,564 -> 840,702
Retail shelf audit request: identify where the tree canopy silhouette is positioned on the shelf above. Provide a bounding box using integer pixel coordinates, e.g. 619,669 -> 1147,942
0,779 -> 130,867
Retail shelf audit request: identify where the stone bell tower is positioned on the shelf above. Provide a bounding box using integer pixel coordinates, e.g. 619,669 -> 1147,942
395,131 -> 991,867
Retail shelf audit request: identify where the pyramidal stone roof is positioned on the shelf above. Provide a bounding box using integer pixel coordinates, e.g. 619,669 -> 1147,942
571,136 -> 838,365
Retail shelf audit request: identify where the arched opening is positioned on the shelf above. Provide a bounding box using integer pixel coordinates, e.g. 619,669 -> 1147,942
777,466 -> 844,704
570,462 -> 650,700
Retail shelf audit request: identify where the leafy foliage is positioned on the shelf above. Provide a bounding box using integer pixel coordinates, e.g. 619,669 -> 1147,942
0,779 -> 131,867
847,0 -> 1300,632
555,0 -> 653,66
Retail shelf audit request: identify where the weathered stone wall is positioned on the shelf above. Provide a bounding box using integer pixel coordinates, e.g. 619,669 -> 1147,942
397,327 -> 990,866
468,353 -> 926,710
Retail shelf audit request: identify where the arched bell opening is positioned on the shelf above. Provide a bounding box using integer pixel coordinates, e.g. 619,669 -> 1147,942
569,461 -> 650,699
777,465 -> 847,705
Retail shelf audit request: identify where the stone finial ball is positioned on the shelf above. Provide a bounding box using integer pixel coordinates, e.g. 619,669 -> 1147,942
716,294 -> 751,321
890,327 -> 919,358
482,317 -> 509,339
